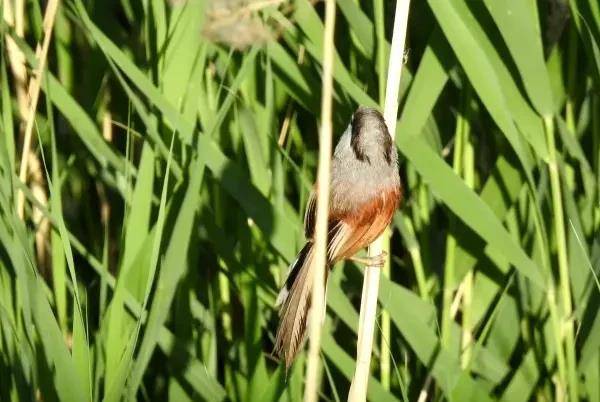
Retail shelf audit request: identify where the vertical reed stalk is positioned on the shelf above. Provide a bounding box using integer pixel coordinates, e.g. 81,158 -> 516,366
527,178 -> 568,397
17,0 -> 61,219
441,96 -> 465,347
402,215 -> 428,299
564,25 -> 577,136
3,0 -> 28,119
441,234 -> 457,346
460,98 -> 474,367
374,0 -> 386,106
5,0 -> 53,276
348,1 -> 410,400
303,0 -> 336,399
380,228 -> 391,390
374,0 -> 391,389
417,181 -> 431,267
544,116 -> 578,401
547,282 -> 568,399
593,94 -> 600,232
98,101 -> 113,320
563,25 -> 578,192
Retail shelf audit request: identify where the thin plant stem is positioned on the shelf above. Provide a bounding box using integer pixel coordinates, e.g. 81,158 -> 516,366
3,0 -> 28,119
374,0 -> 391,390
544,116 -> 578,401
348,0 -> 359,74
593,94 -> 600,232
219,271 -> 233,340
441,95 -> 465,348
564,25 -> 579,193
416,178 -> 432,271
394,213 -> 428,299
564,24 -> 577,136
348,1 -> 411,400
547,282 -> 568,399
303,0 -> 336,399
17,0 -> 61,219
374,0 -> 386,105
526,180 -> 568,397
4,0 -> 52,274
380,228 -> 391,390
15,0 -> 24,37
460,162 -> 474,367
460,87 -> 474,368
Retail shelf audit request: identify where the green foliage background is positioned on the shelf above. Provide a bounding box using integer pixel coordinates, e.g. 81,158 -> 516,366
1,0 -> 600,401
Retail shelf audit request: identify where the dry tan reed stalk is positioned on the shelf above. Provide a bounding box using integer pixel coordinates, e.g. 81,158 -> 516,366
347,1 -> 411,400
417,375 -> 433,402
303,0 -> 336,400
29,154 -> 50,273
15,0 -> 24,35
277,103 -> 294,147
31,167 -> 50,272
3,0 -> 28,119
99,107 -> 113,269
17,0 -> 60,219
4,0 -> 52,271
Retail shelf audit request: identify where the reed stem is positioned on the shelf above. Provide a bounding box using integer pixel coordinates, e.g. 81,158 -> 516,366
16,0 -> 61,219
380,228 -> 391,390
374,0 -> 391,389
374,0 -> 386,106
460,90 -> 474,367
441,92 -> 465,348
348,1 -> 411,400
593,94 -> 600,232
544,116 -> 578,401
303,0 -> 336,399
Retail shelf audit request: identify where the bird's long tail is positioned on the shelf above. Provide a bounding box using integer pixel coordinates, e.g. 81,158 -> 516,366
274,242 -> 328,368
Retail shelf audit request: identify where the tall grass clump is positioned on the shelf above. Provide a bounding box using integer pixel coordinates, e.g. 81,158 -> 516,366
0,0 -> 600,401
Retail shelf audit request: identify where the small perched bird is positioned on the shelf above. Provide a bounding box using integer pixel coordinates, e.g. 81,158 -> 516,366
274,106 -> 402,369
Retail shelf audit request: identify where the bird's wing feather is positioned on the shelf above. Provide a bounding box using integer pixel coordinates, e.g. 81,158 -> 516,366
328,186 -> 400,262
304,190 -> 317,239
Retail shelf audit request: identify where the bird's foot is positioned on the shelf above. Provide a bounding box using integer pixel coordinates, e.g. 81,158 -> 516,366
350,251 -> 388,268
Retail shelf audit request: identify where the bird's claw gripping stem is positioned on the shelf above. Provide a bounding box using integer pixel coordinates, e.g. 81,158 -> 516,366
350,251 -> 388,268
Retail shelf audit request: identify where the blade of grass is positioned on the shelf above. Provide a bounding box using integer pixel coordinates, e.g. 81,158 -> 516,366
321,329 -> 400,402
128,157 -> 206,391
427,0 -> 535,175
398,135 -> 544,287
483,0 -> 554,115
379,277 -> 493,401
544,116 -> 578,401
125,131 -> 176,397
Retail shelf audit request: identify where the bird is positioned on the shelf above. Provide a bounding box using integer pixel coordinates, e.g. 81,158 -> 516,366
274,106 -> 402,369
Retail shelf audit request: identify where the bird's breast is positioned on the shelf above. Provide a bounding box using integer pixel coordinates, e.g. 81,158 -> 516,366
329,158 -> 400,217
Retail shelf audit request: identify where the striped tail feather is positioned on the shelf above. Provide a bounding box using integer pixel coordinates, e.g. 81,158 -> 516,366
274,242 -> 328,368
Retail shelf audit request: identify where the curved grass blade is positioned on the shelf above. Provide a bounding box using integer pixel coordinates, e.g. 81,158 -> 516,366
483,0 -> 554,115
427,0 -> 535,173
127,153 -> 205,396
398,135 -> 544,286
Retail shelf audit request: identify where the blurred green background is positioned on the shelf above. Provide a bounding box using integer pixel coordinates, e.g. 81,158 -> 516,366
1,0 -> 600,401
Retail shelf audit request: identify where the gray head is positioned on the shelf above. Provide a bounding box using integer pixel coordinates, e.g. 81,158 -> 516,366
349,107 -> 394,166
330,106 -> 400,215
